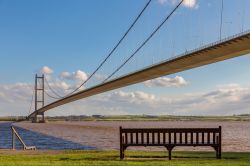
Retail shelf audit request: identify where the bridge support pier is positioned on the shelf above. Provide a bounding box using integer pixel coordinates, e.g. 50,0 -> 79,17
31,113 -> 45,123
39,112 -> 45,123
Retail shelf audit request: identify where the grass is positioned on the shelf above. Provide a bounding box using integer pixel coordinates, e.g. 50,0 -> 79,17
0,150 -> 250,166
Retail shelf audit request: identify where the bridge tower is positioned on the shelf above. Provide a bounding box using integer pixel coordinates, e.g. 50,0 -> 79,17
32,74 -> 45,123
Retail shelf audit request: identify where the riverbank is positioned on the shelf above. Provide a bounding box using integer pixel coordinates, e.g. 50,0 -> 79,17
2,115 -> 250,122
0,150 -> 249,166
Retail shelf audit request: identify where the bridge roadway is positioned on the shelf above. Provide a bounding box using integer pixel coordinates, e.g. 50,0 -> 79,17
28,31 -> 250,118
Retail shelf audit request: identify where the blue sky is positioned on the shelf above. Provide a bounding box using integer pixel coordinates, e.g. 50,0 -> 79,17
0,0 -> 250,116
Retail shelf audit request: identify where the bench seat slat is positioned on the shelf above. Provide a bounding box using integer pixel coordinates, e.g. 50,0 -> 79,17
158,132 -> 160,144
130,133 -> 133,144
141,132 -> 144,144
125,133 -> 128,144
213,132 -> 216,144
163,132 -> 166,144
208,132 -> 210,144
121,128 -> 220,133
202,132 -> 204,144
136,132 -> 138,144
147,132 -> 149,145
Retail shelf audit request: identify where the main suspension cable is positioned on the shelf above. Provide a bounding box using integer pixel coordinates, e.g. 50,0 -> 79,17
64,0 -> 152,96
44,76 -> 64,98
28,85 -> 35,115
220,0 -> 224,40
44,89 -> 61,100
37,78 -> 61,100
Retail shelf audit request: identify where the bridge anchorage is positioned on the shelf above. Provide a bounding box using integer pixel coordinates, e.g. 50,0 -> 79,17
31,74 -> 45,123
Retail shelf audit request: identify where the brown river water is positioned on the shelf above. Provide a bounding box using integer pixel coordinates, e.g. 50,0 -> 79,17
15,121 -> 250,152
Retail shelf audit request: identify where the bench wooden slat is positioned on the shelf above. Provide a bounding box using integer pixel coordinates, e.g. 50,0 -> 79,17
136,132 -> 138,144
152,133 -> 155,144
213,132 -> 216,144
147,132 -> 149,145
163,132 -> 166,144
202,132 -> 204,144
130,133 -> 133,144
196,132 -> 199,144
191,132 -> 193,144
158,132 -> 160,144
185,132 -> 188,144
180,132 -> 182,144
208,132 -> 210,144
125,133 -> 128,144
169,132 -> 171,144
174,132 -> 176,144
121,128 -> 220,133
141,132 -> 144,144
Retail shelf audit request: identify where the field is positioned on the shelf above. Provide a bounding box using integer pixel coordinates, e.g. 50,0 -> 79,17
2,115 -> 250,122
0,150 -> 250,166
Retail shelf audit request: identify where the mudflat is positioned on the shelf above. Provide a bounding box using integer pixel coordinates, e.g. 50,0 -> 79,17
15,121 -> 250,152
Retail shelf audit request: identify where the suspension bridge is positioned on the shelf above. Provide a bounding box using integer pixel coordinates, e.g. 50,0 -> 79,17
26,0 -> 250,122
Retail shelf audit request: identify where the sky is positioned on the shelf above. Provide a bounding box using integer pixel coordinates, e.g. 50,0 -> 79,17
0,0 -> 250,116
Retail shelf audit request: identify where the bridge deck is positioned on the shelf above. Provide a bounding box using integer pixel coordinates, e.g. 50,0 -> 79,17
28,31 -> 250,118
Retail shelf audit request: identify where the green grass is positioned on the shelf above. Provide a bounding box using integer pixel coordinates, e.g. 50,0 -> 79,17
0,150 -> 250,166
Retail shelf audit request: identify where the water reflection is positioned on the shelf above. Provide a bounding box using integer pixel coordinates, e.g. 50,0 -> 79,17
0,122 -> 95,150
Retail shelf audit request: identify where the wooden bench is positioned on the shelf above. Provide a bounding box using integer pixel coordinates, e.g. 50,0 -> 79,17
120,126 -> 221,160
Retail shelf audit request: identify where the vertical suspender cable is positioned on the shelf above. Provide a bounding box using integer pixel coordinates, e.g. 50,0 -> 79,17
28,86 -> 35,115
220,0 -> 224,40
103,0 -> 184,82
64,0 -> 153,96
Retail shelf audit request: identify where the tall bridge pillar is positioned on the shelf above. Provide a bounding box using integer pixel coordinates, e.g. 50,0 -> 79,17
32,74 -> 45,123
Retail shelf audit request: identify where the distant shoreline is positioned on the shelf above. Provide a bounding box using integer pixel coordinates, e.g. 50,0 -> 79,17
1,114 -> 250,122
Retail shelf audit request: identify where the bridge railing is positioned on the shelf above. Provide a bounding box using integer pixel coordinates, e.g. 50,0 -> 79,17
166,29 -> 250,65
119,29 -> 250,79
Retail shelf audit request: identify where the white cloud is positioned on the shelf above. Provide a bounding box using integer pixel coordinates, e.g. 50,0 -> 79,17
111,91 -> 156,104
158,0 -> 198,9
51,81 -> 71,91
1,75 -> 250,117
158,0 -> 168,5
182,0 -> 197,8
40,66 -> 53,75
144,76 -> 188,87
60,70 -> 88,82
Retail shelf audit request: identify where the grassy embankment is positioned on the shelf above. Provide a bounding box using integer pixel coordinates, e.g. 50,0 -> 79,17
0,150 -> 249,166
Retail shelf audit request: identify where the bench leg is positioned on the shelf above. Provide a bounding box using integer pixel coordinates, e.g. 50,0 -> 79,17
215,147 -> 219,159
166,146 -> 174,160
218,146 -> 222,159
120,146 -> 123,160
168,149 -> 172,160
120,146 -> 125,160
213,146 -> 221,159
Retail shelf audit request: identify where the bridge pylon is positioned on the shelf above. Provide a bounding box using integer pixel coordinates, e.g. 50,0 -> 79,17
31,74 -> 45,123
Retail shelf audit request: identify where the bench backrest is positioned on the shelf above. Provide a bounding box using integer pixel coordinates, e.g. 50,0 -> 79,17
120,126 -> 221,146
